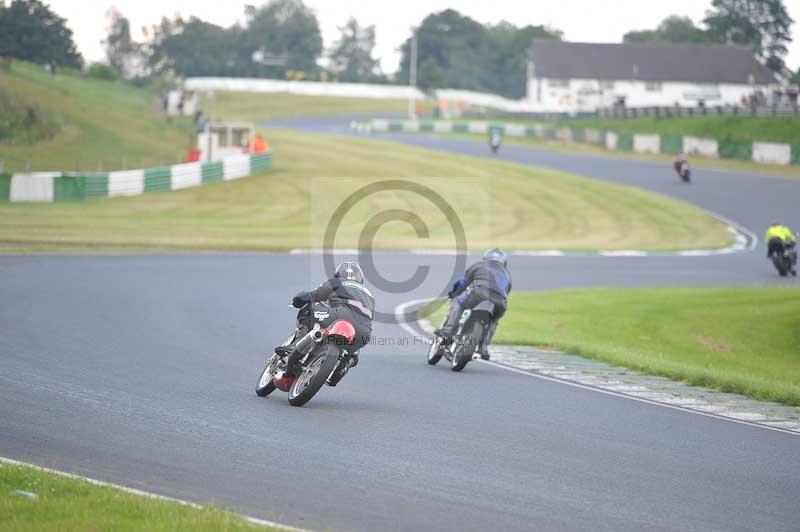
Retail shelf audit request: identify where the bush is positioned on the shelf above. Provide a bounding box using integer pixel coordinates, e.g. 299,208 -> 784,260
87,63 -> 118,81
0,87 -> 61,143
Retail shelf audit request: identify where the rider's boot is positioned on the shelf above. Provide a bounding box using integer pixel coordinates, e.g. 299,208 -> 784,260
326,354 -> 359,387
435,301 -> 463,338
476,320 -> 498,360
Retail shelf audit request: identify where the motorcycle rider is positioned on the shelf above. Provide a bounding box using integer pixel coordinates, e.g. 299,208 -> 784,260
278,261 -> 374,386
435,248 -> 511,360
765,223 -> 797,275
673,152 -> 689,176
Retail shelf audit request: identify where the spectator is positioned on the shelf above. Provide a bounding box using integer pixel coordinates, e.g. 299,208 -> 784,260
251,133 -> 268,154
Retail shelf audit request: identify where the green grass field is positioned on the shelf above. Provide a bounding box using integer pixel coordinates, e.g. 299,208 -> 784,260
0,62 -> 193,173
429,287 -> 800,405
199,91 -> 408,122
0,462 -> 274,531
0,128 -> 731,252
557,115 -> 800,145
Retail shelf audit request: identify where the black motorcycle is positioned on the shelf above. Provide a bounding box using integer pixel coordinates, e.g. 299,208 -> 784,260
427,300 -> 496,372
256,303 -> 358,406
772,241 -> 798,277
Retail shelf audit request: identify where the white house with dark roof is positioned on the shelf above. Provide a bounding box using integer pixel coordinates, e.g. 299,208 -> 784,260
527,40 -> 780,113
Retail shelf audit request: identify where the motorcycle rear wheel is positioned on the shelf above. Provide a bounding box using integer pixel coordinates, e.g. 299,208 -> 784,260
288,343 -> 339,407
451,322 -> 481,372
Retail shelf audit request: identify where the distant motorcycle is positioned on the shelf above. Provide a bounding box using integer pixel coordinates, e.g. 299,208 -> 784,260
427,300 -> 497,372
256,303 -> 358,406
673,158 -> 691,183
489,130 -> 502,154
771,241 -> 797,277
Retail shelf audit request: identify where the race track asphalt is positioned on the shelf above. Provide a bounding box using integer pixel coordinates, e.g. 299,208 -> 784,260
1,117 -> 799,532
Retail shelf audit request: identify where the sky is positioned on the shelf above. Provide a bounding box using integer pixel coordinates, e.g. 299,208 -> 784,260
48,0 -> 800,74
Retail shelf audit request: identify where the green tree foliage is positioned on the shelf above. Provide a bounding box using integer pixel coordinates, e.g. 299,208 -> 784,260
0,0 -> 82,68
624,15 -> 714,44
87,62 -> 118,81
242,0 -> 322,77
397,10 -> 561,98
703,0 -> 794,72
144,0 -> 322,79
328,17 -> 381,82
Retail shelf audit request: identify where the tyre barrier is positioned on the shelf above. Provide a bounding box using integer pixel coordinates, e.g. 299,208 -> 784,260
354,119 -> 800,167
0,152 -> 272,202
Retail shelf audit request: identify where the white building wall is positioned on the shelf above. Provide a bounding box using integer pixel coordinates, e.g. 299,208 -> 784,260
527,77 -> 774,113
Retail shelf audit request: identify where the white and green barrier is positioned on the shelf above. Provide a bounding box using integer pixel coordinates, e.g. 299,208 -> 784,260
356,119 -> 800,167
0,152 -> 272,202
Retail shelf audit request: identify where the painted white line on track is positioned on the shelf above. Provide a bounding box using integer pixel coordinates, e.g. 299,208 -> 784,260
393,299 -> 799,438
0,456 -> 311,532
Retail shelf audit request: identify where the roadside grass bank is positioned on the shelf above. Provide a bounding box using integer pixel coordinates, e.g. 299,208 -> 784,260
0,61 -> 192,173
0,461 -> 276,531
199,91 -> 408,121
556,116 -> 800,145
0,129 -> 730,252
429,287 -> 800,406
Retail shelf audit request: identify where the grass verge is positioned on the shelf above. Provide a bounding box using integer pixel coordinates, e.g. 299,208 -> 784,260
199,91 -> 408,122
0,62 -> 193,173
0,129 -> 730,252
0,461 -> 277,531
429,287 -> 800,406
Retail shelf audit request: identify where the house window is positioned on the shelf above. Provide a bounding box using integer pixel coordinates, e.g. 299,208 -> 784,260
645,82 -> 662,92
548,79 -> 569,88
599,81 -> 615,90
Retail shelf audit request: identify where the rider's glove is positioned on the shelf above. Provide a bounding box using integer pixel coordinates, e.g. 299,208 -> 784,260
292,295 -> 308,308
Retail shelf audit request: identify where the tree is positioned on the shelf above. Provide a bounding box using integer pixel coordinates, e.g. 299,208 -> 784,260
104,8 -> 142,79
397,10 -> 560,97
704,0 -> 794,72
0,0 -> 82,68
328,17 -> 380,82
241,0 -> 323,78
624,15 -> 713,44
145,15 -> 243,77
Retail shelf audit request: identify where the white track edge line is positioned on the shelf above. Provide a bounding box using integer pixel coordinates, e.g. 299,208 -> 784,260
0,456 -> 311,532
393,299 -> 798,438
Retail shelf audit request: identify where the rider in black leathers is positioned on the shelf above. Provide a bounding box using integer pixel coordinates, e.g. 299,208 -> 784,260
435,248 -> 512,359
280,261 -> 374,385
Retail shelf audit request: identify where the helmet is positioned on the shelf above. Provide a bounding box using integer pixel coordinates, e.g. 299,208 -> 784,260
483,248 -> 507,266
334,261 -> 364,284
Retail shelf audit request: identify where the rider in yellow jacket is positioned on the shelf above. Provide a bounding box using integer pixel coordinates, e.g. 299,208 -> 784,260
765,223 -> 797,275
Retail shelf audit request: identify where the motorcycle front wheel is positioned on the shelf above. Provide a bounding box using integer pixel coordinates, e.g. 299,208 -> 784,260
256,354 -> 280,397
288,343 -> 339,407
427,336 -> 444,365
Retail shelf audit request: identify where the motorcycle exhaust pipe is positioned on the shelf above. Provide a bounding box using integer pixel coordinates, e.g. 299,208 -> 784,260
293,323 -> 324,356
